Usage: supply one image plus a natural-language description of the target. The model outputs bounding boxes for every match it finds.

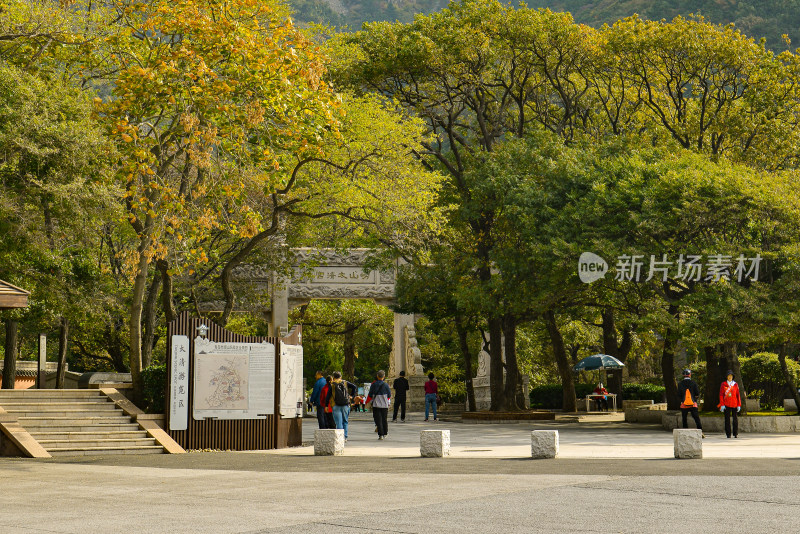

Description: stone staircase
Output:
[0,390,165,456]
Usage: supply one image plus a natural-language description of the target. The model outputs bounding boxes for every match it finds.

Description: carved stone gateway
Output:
[286,248,396,308]
[259,249,426,410]
[202,249,523,413]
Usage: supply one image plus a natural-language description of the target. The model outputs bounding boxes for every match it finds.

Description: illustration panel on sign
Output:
[195,355,249,411]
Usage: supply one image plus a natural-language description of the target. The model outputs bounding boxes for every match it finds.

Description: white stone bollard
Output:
[420,430,450,457]
[673,429,703,459]
[314,429,345,456]
[530,430,559,459]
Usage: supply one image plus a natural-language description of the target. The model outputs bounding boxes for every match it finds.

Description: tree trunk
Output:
[601,308,620,394]
[703,346,720,411]
[455,316,476,412]
[106,318,129,373]
[43,201,55,250]
[778,344,800,415]
[2,320,18,389]
[725,341,747,415]
[662,305,679,410]
[488,316,505,411]
[129,241,151,405]
[601,309,633,397]
[157,259,177,324]
[343,323,356,381]
[56,317,69,389]
[545,310,576,412]
[502,315,523,411]
[142,269,162,369]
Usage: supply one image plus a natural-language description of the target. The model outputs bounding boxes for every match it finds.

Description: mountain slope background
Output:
[289,0,800,51]
[527,0,800,51]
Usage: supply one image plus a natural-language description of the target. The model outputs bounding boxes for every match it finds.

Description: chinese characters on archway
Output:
[292,267,374,284]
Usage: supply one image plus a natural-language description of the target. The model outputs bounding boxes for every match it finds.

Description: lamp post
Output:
[196,324,209,339]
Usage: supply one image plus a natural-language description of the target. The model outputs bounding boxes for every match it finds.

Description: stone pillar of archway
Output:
[270,274,289,338]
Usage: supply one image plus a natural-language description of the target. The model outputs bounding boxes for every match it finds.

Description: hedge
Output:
[141,364,167,414]
[530,383,595,409]
[620,383,666,403]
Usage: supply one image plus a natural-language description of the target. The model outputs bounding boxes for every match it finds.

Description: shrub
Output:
[621,383,666,403]
[141,364,167,414]
[740,353,800,410]
[530,383,596,409]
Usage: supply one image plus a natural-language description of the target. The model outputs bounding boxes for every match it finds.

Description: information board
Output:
[280,344,304,418]
[193,337,275,420]
[169,335,190,430]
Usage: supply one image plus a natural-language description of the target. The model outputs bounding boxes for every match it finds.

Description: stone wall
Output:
[622,400,654,411]
[624,403,668,424]
[662,413,800,433]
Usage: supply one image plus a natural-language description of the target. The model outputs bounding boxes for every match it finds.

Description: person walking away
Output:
[352,393,363,412]
[331,371,354,441]
[677,369,704,438]
[392,371,410,422]
[321,376,335,429]
[424,372,438,421]
[719,370,742,438]
[310,370,327,429]
[367,370,391,440]
[593,383,609,412]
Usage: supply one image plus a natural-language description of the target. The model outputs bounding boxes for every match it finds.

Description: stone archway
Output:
[252,249,426,409]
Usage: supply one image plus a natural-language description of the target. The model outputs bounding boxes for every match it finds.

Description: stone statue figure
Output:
[476,347,490,377]
[404,325,423,376]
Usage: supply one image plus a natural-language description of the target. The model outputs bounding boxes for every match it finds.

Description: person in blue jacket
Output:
[309,370,327,429]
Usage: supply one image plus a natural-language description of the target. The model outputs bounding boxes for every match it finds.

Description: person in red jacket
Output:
[719,369,742,439]
[320,375,335,429]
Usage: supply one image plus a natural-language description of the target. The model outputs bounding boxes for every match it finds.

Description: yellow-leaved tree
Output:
[95,0,340,400]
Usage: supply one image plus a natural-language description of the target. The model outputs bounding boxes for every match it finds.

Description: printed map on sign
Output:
[200,356,248,410]
[193,337,275,420]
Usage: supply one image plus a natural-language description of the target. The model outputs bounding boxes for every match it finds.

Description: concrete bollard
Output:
[530,430,559,459]
[420,430,450,457]
[673,429,703,459]
[314,429,345,456]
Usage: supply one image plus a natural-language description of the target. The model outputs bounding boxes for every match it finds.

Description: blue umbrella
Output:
[573,354,625,372]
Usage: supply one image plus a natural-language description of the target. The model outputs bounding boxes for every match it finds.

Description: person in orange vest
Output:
[676,369,704,438]
[719,369,742,439]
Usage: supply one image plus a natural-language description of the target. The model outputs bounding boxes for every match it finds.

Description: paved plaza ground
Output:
[2,414,800,533]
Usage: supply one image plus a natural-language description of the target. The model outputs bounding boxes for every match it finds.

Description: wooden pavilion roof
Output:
[0,279,30,309]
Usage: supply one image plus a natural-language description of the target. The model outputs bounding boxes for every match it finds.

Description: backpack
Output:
[333,381,351,406]
[682,388,694,407]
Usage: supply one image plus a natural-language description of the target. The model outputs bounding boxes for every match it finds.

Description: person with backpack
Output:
[331,371,356,440]
[367,370,391,440]
[719,369,742,438]
[392,370,410,422]
[677,369,704,438]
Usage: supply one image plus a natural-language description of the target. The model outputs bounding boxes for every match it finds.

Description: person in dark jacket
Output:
[677,369,704,438]
[309,370,327,429]
[367,370,391,440]
[392,371,410,422]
